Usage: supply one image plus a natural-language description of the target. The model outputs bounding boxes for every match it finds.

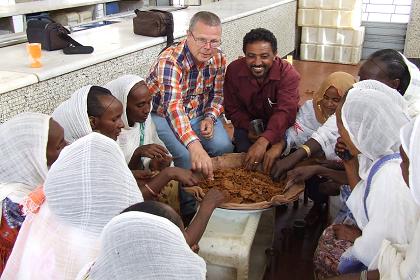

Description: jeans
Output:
[151,113,234,169]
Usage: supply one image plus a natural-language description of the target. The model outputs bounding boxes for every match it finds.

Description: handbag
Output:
[133,9,174,47]
[26,17,94,54]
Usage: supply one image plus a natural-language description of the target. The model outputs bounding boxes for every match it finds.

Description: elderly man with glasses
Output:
[146,11,233,220]
[147,10,233,179]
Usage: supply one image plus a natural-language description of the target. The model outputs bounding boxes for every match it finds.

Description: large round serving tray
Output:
[198,153,305,210]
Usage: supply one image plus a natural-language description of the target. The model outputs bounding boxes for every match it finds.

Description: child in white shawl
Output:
[52,85,124,143]
[77,211,206,280]
[0,112,66,273]
[104,75,171,170]
[1,133,143,280]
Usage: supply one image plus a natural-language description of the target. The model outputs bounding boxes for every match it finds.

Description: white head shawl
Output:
[1,133,143,280]
[400,53,420,117]
[104,75,142,163]
[104,75,143,128]
[52,85,92,143]
[0,112,50,200]
[88,211,206,280]
[342,86,410,180]
[353,79,408,114]
[44,132,143,234]
[400,117,420,206]
[104,75,168,166]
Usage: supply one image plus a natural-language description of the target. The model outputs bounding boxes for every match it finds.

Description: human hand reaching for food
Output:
[132,169,158,181]
[244,137,269,170]
[135,144,169,159]
[287,165,320,184]
[149,154,173,171]
[188,141,214,180]
[263,141,284,174]
[201,188,228,210]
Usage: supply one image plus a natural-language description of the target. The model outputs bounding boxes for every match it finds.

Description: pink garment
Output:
[1,203,99,280]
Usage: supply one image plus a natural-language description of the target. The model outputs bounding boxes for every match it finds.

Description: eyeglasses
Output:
[189,31,222,48]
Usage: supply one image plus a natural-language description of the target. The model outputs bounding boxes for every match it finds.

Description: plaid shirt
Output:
[146,39,226,147]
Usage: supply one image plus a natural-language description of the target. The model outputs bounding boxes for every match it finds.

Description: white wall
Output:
[362,0,412,23]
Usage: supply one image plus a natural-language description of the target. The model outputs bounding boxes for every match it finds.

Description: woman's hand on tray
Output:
[287,165,320,184]
[184,186,206,201]
[270,158,294,181]
[201,188,229,210]
[164,167,200,187]
[263,142,284,174]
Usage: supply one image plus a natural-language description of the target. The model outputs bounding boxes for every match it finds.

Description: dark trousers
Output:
[233,128,253,152]
[306,175,329,205]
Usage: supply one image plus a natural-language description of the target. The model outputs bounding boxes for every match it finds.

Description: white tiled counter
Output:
[0,0,297,122]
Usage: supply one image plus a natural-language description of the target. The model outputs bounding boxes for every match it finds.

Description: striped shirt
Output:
[146,39,226,147]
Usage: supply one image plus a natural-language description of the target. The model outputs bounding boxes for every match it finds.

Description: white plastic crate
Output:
[301,26,365,46]
[198,209,260,280]
[298,8,362,28]
[300,43,362,64]
[299,0,361,11]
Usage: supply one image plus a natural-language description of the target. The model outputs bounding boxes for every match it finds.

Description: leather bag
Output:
[26,17,94,54]
[133,9,174,47]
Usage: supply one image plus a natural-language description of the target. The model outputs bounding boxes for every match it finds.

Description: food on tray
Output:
[198,167,286,204]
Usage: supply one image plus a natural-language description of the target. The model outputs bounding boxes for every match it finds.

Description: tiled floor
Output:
[293,60,361,104]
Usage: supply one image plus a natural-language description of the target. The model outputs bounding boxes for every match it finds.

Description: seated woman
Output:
[53,83,199,201]
[281,71,355,158]
[270,72,354,179]
[104,75,171,171]
[0,112,66,273]
[2,133,144,280]
[328,114,420,280]
[76,211,206,280]
[52,85,125,143]
[267,72,354,223]
[313,86,420,279]
[358,48,420,117]
[271,48,420,180]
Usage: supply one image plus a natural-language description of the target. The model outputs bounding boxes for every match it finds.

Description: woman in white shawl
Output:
[1,133,143,280]
[52,85,124,143]
[104,75,171,171]
[271,49,420,180]
[358,48,420,117]
[0,112,66,273]
[327,115,420,280]
[270,73,355,179]
[313,85,420,278]
[77,211,206,280]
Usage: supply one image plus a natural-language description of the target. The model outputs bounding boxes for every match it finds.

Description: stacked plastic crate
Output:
[298,0,365,65]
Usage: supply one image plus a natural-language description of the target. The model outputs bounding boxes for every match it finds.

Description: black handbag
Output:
[26,17,94,54]
[133,9,174,47]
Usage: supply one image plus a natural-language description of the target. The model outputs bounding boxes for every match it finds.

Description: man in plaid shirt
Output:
[147,11,233,180]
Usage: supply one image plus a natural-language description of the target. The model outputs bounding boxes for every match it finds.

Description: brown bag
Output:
[133,9,174,47]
